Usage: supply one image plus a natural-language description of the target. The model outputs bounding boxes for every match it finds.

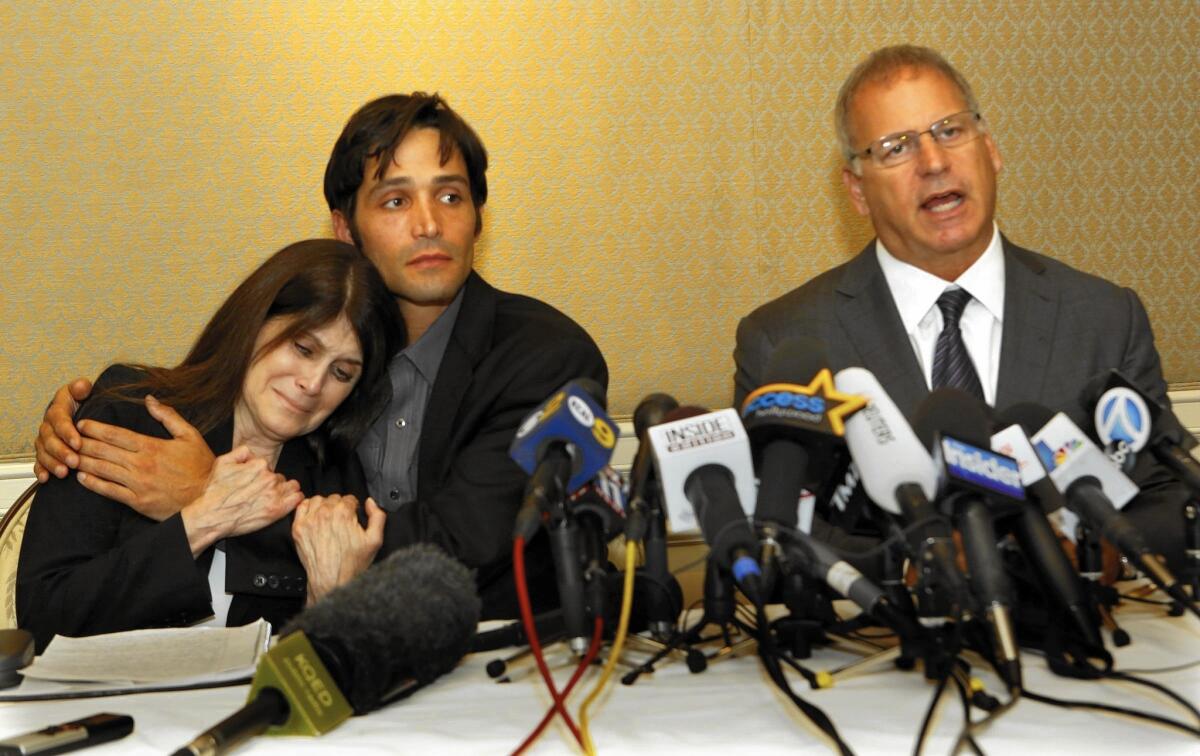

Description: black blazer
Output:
[734,237,1188,571]
[17,365,367,652]
[380,272,609,618]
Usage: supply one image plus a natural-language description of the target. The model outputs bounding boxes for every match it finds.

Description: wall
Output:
[3,1,1198,459]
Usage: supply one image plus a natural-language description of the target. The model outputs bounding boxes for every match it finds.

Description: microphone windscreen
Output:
[573,377,608,411]
[912,388,992,449]
[283,544,481,714]
[761,336,830,384]
[633,393,679,438]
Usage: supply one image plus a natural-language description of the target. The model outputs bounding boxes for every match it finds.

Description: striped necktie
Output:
[931,287,984,401]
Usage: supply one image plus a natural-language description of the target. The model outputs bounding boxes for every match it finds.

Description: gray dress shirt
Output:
[357,289,464,511]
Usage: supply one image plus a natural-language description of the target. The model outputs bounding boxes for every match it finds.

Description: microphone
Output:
[508,379,617,652]
[509,378,618,539]
[992,408,1104,650]
[647,406,763,602]
[172,544,480,756]
[568,466,626,631]
[625,392,682,640]
[1025,406,1193,611]
[1087,370,1200,493]
[626,393,679,541]
[912,389,1024,690]
[740,337,865,532]
[776,528,917,639]
[833,367,967,619]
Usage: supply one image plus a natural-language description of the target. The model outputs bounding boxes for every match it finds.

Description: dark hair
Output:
[835,45,981,172]
[323,92,489,238]
[109,239,403,464]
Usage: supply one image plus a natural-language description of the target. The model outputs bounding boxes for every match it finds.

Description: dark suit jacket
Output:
[734,237,1188,570]
[379,271,609,618]
[17,365,367,653]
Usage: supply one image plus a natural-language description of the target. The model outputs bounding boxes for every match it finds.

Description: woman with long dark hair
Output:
[17,239,403,651]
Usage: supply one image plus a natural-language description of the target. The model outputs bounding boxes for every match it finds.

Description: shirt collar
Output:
[397,285,465,384]
[875,223,1005,332]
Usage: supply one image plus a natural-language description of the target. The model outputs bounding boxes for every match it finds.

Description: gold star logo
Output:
[742,368,867,436]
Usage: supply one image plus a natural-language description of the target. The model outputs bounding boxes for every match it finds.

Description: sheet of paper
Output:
[20,620,270,684]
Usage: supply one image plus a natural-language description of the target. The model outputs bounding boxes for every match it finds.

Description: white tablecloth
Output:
[1,603,1197,755]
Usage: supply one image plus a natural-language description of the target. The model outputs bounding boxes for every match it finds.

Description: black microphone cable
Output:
[910,611,971,756]
[1020,685,1200,739]
[735,590,856,756]
[981,642,1200,739]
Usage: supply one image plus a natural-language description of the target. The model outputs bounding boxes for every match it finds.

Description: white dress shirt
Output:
[875,225,1005,405]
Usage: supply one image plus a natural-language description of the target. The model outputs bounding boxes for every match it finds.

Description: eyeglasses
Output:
[854,111,986,169]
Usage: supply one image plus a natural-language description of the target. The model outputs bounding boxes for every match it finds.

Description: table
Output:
[1,603,1197,755]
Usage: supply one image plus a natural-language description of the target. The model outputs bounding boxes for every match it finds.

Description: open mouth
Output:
[922,191,964,214]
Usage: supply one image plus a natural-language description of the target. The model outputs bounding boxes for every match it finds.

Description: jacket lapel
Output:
[995,238,1057,410]
[417,271,496,498]
[834,244,929,418]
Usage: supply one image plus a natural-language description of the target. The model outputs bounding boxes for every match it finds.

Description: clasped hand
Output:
[181,447,303,556]
[293,495,386,605]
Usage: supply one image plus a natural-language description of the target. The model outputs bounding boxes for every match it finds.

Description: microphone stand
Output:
[1075,521,1130,646]
[1170,498,1200,616]
[621,560,755,685]
[494,496,599,683]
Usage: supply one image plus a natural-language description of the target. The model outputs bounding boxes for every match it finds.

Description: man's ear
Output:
[332,210,354,245]
[842,166,870,217]
[984,133,1003,176]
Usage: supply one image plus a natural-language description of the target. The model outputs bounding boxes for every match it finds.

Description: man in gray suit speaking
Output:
[734,45,1188,571]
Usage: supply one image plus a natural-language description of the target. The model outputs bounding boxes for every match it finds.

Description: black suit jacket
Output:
[734,237,1188,570]
[17,365,367,652]
[380,271,609,618]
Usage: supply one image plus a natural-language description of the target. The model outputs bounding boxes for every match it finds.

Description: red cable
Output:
[513,616,604,755]
[511,536,584,747]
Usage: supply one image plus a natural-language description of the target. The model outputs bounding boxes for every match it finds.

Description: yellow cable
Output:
[578,540,637,755]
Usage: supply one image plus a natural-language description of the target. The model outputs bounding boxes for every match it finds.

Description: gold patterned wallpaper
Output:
[2,1,1197,459]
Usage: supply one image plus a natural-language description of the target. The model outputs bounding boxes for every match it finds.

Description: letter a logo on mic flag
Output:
[1095,387,1151,451]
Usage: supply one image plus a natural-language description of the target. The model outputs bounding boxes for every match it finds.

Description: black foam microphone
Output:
[741,337,861,532]
[913,389,1024,690]
[626,393,679,541]
[625,393,682,639]
[172,544,480,756]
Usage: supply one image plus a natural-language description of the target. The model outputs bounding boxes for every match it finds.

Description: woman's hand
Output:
[292,495,386,605]
[181,446,302,556]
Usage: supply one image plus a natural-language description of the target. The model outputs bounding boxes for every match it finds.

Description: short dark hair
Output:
[110,239,403,464]
[323,93,489,237]
[835,45,981,172]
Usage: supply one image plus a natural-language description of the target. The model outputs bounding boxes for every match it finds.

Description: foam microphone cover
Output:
[634,393,680,438]
[912,388,993,451]
[282,543,481,714]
